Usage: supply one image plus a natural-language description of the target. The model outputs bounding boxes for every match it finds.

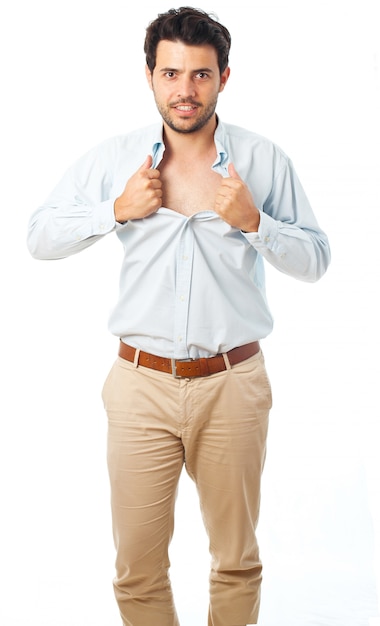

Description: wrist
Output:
[241,209,260,233]
[114,197,127,224]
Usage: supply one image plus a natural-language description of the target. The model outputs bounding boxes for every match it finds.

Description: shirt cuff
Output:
[241,211,273,242]
[91,198,117,234]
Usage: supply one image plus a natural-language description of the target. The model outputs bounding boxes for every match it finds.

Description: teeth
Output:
[177,106,194,111]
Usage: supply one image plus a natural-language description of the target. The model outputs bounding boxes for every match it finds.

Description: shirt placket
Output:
[173,220,194,358]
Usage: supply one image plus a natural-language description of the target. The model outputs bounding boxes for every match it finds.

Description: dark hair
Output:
[144,6,231,74]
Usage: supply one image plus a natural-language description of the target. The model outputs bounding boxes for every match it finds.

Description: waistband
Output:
[118,341,260,378]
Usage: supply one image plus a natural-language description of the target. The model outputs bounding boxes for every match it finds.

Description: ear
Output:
[145,64,153,90]
[219,66,230,93]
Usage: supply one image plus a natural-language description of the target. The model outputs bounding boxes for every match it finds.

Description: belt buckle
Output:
[171,357,194,378]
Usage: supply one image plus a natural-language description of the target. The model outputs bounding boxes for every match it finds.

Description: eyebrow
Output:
[159,67,215,74]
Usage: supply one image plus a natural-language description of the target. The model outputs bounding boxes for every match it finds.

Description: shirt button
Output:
[264,236,270,243]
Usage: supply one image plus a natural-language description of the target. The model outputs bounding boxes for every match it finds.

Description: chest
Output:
[158,160,223,216]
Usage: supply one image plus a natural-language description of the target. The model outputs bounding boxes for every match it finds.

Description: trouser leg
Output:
[184,352,271,626]
[102,357,183,626]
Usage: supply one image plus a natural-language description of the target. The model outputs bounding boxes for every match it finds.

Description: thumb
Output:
[140,154,153,170]
[228,162,242,180]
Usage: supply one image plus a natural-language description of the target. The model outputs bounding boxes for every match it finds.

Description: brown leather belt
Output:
[118,341,260,378]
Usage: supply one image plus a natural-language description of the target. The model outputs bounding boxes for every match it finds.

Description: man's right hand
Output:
[114,155,162,223]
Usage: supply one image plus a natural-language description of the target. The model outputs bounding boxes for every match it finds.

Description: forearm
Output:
[244,211,331,282]
[27,199,117,260]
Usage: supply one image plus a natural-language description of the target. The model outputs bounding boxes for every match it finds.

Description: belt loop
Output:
[222,352,232,370]
[133,348,140,368]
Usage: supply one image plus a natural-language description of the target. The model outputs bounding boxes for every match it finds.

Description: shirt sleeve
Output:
[243,157,331,282]
[27,142,119,260]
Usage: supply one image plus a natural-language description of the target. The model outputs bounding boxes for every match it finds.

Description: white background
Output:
[1,0,379,624]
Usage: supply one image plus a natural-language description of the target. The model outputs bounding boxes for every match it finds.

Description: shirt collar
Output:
[213,118,229,173]
[151,124,165,168]
[150,118,229,173]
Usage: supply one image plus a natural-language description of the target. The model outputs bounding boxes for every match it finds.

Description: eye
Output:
[196,72,209,79]
[164,71,176,79]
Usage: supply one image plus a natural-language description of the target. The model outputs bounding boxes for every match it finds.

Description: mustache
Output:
[170,98,202,107]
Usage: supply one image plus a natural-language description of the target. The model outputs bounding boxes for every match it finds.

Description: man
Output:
[27,7,330,626]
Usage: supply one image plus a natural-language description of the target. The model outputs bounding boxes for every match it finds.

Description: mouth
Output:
[175,105,197,111]
[171,102,200,116]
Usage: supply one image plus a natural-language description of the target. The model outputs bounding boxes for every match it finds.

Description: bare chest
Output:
[159,162,222,216]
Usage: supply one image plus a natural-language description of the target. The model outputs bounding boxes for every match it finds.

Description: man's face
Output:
[146,40,230,134]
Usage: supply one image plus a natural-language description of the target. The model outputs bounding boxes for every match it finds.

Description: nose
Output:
[177,75,196,99]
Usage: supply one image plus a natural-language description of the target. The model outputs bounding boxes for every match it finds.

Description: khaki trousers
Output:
[102,349,271,626]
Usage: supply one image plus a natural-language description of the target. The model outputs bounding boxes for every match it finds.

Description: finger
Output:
[149,178,162,189]
[139,154,153,171]
[228,162,242,180]
[141,154,162,180]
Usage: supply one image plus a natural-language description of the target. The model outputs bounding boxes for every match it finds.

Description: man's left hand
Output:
[214,163,260,232]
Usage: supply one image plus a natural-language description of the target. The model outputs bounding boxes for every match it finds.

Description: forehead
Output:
[155,40,219,70]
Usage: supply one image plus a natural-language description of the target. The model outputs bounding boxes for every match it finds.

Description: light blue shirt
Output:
[27,120,330,358]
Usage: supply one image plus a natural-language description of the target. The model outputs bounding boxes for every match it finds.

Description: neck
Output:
[162,115,218,158]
